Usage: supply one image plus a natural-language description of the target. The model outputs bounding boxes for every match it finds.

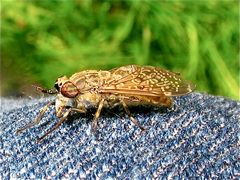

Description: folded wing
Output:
[100,65,195,97]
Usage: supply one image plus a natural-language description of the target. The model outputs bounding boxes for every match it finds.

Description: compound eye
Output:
[61,81,78,98]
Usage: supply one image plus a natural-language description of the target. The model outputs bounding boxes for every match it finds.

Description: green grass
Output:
[1,0,239,99]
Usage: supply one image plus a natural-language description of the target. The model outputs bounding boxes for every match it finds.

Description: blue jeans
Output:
[1,93,239,179]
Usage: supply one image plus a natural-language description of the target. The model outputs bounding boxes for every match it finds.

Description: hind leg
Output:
[120,99,146,131]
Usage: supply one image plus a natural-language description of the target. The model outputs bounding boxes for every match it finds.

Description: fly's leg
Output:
[37,106,88,143]
[37,108,72,143]
[120,99,146,131]
[16,101,55,135]
[71,107,87,113]
[92,98,105,132]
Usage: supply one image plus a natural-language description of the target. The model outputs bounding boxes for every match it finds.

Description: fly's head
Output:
[55,76,79,98]
[53,76,79,117]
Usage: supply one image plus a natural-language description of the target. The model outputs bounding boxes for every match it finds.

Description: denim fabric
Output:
[0,93,239,179]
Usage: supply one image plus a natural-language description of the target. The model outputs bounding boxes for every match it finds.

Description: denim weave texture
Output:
[0,93,239,179]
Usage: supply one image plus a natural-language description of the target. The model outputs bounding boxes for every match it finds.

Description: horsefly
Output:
[16,65,195,143]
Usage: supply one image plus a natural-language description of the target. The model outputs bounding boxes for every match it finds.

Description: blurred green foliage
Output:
[1,0,239,99]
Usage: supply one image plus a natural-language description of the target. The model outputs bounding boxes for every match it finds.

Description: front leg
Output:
[37,106,87,143]
[37,108,72,143]
[16,101,55,135]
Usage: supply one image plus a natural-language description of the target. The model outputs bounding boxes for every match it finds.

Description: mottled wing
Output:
[101,65,195,97]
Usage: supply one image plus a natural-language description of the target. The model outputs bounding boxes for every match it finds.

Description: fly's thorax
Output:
[55,94,74,117]
[70,70,111,93]
[75,92,102,109]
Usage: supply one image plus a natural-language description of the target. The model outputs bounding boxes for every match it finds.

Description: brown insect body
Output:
[16,65,195,142]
